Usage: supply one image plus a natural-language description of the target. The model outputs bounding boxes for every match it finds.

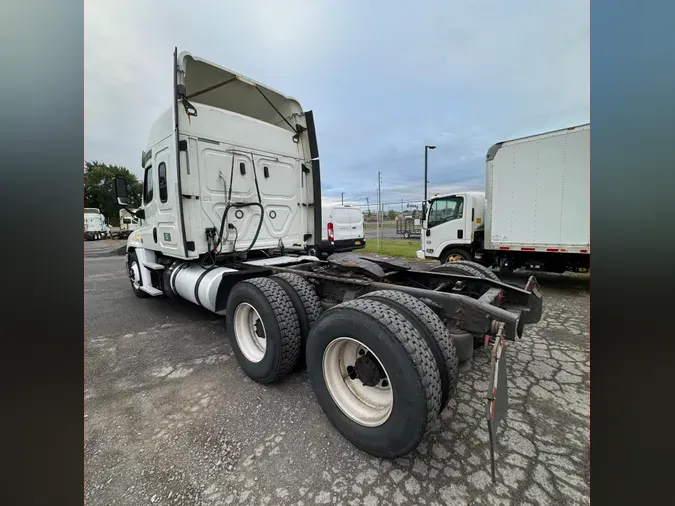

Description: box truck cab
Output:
[307,205,365,257]
[417,192,485,264]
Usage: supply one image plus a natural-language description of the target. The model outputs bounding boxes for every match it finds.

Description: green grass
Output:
[362,238,420,258]
[364,222,395,230]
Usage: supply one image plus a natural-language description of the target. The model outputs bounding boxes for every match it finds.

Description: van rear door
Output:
[347,208,364,240]
[331,207,361,241]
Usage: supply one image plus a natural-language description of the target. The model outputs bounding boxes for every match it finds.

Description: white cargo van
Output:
[307,205,365,257]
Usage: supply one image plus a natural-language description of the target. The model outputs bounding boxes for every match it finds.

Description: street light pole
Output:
[424,145,436,203]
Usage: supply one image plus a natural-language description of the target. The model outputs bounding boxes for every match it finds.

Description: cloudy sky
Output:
[85,0,589,210]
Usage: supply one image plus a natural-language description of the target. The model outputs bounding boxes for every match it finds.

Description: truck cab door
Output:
[138,145,187,258]
[423,195,470,254]
[137,162,159,247]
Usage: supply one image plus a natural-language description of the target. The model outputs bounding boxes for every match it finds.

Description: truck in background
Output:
[84,208,110,241]
[417,124,590,274]
[114,208,142,240]
[307,204,365,257]
[109,48,543,476]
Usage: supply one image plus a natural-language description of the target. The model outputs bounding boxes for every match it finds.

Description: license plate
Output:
[354,241,361,245]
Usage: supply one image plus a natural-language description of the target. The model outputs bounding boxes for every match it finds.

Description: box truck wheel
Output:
[307,246,320,258]
[442,260,500,282]
[226,278,302,384]
[270,273,322,362]
[431,262,491,298]
[361,290,459,410]
[306,298,442,458]
[440,248,471,264]
[127,252,149,298]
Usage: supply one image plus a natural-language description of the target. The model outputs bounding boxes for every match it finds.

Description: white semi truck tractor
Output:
[112,48,543,479]
[417,124,590,274]
[84,208,110,241]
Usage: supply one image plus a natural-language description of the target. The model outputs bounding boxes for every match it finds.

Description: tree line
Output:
[84,161,142,227]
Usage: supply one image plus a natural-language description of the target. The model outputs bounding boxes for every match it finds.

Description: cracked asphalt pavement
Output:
[85,241,589,505]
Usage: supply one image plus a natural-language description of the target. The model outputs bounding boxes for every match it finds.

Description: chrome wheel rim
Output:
[234,303,267,363]
[322,337,393,427]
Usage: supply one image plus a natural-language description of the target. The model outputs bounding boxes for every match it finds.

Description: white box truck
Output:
[109,48,543,477]
[306,204,365,257]
[417,124,590,274]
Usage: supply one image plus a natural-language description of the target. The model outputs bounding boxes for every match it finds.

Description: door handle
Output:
[153,228,158,243]
[457,229,463,239]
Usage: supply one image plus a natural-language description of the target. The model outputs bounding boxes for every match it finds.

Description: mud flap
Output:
[486,324,508,483]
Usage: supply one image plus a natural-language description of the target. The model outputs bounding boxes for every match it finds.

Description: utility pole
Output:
[377,171,382,250]
[341,192,344,205]
[401,198,404,213]
[366,196,370,213]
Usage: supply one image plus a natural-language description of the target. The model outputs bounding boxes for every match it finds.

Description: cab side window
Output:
[158,162,168,203]
[143,165,154,204]
[428,197,463,228]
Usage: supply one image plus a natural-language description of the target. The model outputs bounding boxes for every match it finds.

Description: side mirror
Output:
[113,177,129,206]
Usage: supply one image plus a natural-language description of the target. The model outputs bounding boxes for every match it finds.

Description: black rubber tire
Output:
[431,262,491,298]
[436,260,500,281]
[270,273,322,355]
[127,252,149,298]
[306,298,442,458]
[307,246,320,258]
[440,248,472,264]
[403,231,411,239]
[226,278,302,384]
[431,261,485,278]
[361,290,459,410]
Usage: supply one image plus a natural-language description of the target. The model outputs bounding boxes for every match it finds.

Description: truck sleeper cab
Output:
[111,48,544,481]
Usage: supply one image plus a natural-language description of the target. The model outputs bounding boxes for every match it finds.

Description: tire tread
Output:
[239,277,302,381]
[271,273,322,329]
[361,290,459,408]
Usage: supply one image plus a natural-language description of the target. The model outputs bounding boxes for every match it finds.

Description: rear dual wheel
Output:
[306,297,446,458]
[226,274,322,383]
[226,277,460,458]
